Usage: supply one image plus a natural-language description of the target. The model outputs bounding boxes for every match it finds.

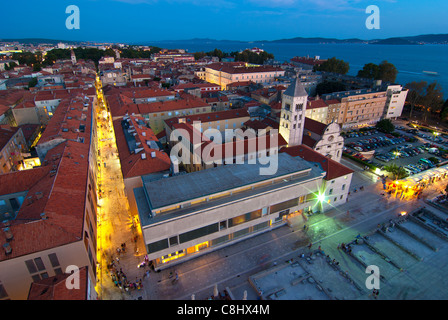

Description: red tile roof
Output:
[304,117,327,136]
[113,116,171,179]
[137,96,209,114]
[27,266,88,300]
[206,62,283,75]
[0,95,93,261]
[281,144,353,180]
[307,99,328,110]
[164,109,250,128]
[0,126,19,150]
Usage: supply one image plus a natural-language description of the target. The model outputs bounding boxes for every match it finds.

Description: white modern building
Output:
[133,153,326,270]
[384,85,408,119]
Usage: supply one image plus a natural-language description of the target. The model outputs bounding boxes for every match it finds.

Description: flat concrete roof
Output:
[143,153,313,210]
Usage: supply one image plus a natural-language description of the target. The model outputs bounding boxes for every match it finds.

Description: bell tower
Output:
[71,49,77,65]
[279,78,308,147]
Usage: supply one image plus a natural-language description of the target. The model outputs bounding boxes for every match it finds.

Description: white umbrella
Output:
[213,284,218,297]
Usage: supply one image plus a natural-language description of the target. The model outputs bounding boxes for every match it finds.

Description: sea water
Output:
[152,41,448,98]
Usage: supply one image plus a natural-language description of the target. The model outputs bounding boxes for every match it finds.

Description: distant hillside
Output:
[370,37,419,45]
[268,37,366,44]
[403,34,448,44]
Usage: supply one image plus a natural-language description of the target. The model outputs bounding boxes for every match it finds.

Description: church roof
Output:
[284,78,308,98]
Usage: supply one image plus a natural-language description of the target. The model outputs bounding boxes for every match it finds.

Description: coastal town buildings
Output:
[0,92,99,300]
[205,62,285,90]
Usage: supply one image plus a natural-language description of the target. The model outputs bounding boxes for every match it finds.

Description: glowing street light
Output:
[317,193,326,203]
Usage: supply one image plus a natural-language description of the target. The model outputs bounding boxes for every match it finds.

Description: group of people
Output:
[208,290,232,300]
[108,260,144,293]
[106,242,150,294]
[338,242,353,254]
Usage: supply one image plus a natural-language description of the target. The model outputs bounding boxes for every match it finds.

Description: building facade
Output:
[133,153,325,270]
[279,78,308,147]
[205,63,285,90]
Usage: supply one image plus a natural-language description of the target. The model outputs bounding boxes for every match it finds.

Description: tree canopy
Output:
[315,81,346,96]
[357,60,398,82]
[405,81,427,119]
[42,48,116,67]
[194,48,274,65]
[375,118,395,133]
[313,57,349,75]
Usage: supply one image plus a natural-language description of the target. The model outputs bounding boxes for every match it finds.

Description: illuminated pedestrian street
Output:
[94,77,148,300]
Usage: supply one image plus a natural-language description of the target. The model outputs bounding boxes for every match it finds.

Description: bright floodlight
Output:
[317,193,326,203]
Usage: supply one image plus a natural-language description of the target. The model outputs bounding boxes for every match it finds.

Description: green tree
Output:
[441,99,448,121]
[315,81,346,96]
[405,81,427,119]
[4,62,17,70]
[422,82,444,122]
[357,63,379,79]
[314,57,349,75]
[377,60,398,82]
[384,164,408,180]
[32,63,42,72]
[357,61,398,82]
[28,78,38,88]
[375,118,395,133]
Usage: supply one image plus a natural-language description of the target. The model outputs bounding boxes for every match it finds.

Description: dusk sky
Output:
[1,0,447,43]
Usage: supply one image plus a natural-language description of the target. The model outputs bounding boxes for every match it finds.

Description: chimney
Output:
[3,243,12,255]
[3,228,13,241]
[40,213,47,220]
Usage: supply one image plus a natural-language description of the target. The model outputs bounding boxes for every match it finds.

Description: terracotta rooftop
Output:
[164,109,250,128]
[307,99,328,110]
[304,117,328,136]
[281,144,353,181]
[27,266,88,300]
[0,94,93,261]
[0,126,19,150]
[206,62,283,75]
[113,116,171,179]
[136,95,209,114]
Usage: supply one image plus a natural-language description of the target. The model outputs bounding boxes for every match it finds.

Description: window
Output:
[25,260,38,274]
[329,189,333,195]
[48,253,60,268]
[219,221,227,230]
[147,239,169,253]
[342,184,346,191]
[262,207,268,216]
[169,236,178,247]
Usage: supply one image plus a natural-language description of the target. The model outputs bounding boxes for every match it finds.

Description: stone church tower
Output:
[279,77,308,147]
[71,49,77,65]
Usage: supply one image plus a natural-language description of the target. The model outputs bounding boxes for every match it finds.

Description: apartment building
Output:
[0,126,27,173]
[322,85,407,129]
[113,114,172,218]
[305,98,328,124]
[133,152,326,270]
[205,62,285,90]
[384,85,409,119]
[0,94,99,300]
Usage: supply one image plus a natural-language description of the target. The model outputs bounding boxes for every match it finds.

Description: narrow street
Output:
[94,77,148,300]
[90,83,448,300]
